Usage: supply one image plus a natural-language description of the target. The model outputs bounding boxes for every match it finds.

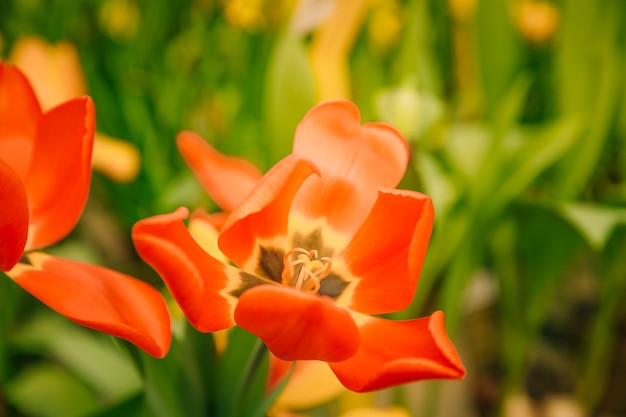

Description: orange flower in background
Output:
[133,100,465,392]
[0,64,171,358]
[512,0,559,44]
[8,35,141,182]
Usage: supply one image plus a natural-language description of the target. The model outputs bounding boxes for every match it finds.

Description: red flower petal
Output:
[328,311,466,392]
[177,131,263,212]
[0,160,29,271]
[338,189,434,314]
[132,207,240,332]
[219,154,319,268]
[24,97,95,250]
[187,209,229,263]
[7,252,172,358]
[291,100,409,234]
[0,64,42,179]
[234,285,360,362]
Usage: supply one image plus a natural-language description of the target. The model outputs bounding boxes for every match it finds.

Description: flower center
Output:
[281,248,332,293]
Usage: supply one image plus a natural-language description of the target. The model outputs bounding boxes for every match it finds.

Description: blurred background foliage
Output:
[1,0,626,416]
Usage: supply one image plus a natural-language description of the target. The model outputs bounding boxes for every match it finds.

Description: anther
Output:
[281,248,332,292]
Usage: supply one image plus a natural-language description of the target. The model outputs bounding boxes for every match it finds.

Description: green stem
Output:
[231,340,268,417]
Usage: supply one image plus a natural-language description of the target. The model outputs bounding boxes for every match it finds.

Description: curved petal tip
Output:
[8,253,172,358]
[235,285,360,362]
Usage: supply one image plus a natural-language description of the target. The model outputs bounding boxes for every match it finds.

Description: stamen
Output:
[282,247,332,293]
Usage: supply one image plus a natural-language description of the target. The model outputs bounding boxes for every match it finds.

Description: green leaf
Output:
[264,28,315,164]
[141,338,189,417]
[374,83,443,142]
[5,363,99,417]
[475,0,524,118]
[177,323,217,415]
[11,313,142,401]
[489,118,581,215]
[245,362,293,417]
[85,392,146,417]
[217,327,273,417]
[557,202,626,251]
[578,226,626,408]
[443,123,491,182]
[553,0,624,198]
[513,203,586,328]
[416,152,459,220]
[0,275,28,383]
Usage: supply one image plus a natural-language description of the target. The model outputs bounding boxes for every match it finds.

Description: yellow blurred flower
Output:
[275,361,347,410]
[9,36,87,110]
[339,406,412,417]
[512,0,559,44]
[8,36,141,182]
[367,0,403,51]
[448,0,477,22]
[92,133,141,183]
[98,0,141,41]
[224,0,266,30]
[222,0,295,32]
[309,0,370,100]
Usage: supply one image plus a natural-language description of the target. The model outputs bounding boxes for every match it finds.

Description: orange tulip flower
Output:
[133,100,465,391]
[0,64,171,358]
[177,131,349,405]
[8,36,141,183]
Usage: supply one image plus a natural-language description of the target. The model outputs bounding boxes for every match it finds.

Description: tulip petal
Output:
[190,208,229,231]
[0,160,29,271]
[133,207,270,332]
[177,131,263,212]
[292,100,409,234]
[328,311,466,392]
[219,154,319,270]
[337,189,434,314]
[7,252,172,358]
[234,285,360,362]
[188,209,229,263]
[0,64,42,179]
[24,97,95,250]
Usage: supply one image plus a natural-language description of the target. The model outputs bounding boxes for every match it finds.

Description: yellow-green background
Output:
[1,0,625,416]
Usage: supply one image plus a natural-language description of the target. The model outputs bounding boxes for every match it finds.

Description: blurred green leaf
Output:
[86,392,145,417]
[443,123,491,182]
[375,82,444,141]
[264,28,315,163]
[5,363,99,417]
[553,0,624,198]
[11,313,142,401]
[140,331,213,417]
[417,152,458,220]
[217,327,270,417]
[475,0,523,118]
[558,202,626,250]
[513,203,586,328]
[578,226,626,409]
[492,219,527,393]
[495,118,580,205]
